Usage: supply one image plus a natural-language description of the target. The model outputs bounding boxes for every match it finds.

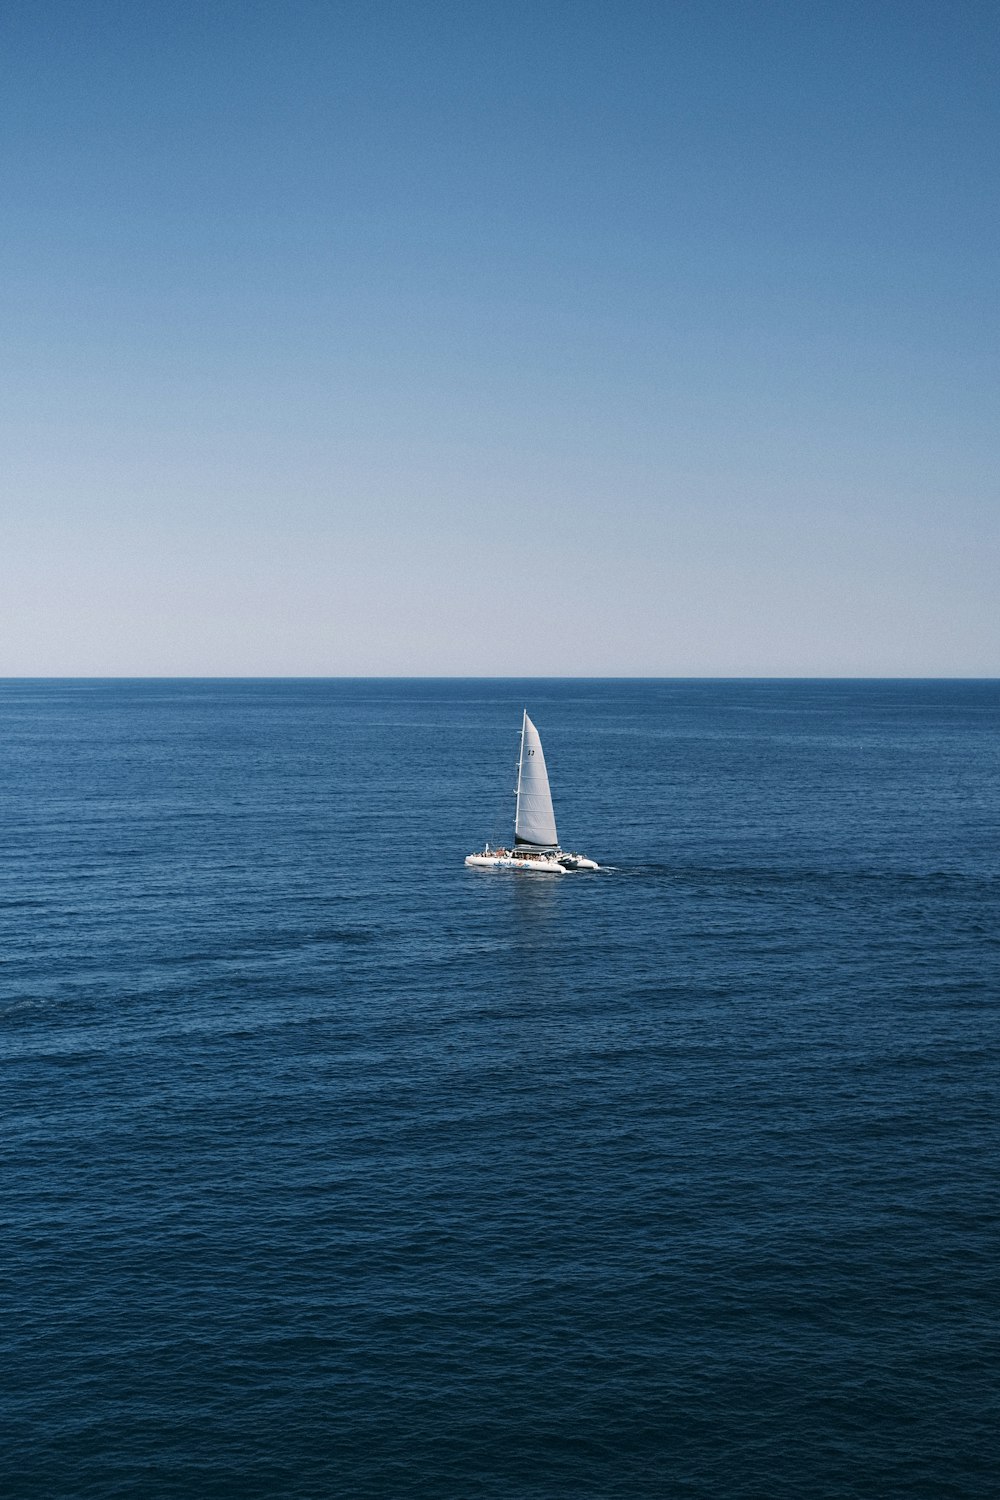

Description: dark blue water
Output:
[4,679,999,1498]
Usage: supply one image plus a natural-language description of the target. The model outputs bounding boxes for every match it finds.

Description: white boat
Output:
[465,712,599,874]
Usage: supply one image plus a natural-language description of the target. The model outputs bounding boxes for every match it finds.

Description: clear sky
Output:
[2,0,997,675]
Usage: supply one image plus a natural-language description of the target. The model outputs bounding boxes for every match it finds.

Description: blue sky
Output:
[3,0,997,674]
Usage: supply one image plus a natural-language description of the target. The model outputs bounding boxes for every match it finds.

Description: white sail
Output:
[515,712,558,848]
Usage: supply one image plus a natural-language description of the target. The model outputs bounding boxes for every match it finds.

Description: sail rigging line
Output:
[480,725,523,850]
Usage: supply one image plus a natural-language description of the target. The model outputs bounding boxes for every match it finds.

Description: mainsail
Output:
[514,712,559,847]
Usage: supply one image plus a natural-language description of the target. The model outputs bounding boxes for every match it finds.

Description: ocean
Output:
[4,678,998,1498]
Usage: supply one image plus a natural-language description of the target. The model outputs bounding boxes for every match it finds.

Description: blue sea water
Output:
[3,678,999,1499]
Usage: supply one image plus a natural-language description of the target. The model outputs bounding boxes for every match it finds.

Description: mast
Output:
[514,709,527,840]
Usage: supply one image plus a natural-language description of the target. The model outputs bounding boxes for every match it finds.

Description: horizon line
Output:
[1,675,997,684]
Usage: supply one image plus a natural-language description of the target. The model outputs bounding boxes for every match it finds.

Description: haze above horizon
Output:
[3,1,997,676]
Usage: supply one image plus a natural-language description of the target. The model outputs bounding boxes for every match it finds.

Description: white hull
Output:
[465,853,566,874]
[557,853,600,871]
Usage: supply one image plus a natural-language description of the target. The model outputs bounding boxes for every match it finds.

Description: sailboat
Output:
[465,712,599,874]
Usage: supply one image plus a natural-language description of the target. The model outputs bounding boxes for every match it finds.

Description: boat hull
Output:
[558,854,600,870]
[465,854,566,874]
